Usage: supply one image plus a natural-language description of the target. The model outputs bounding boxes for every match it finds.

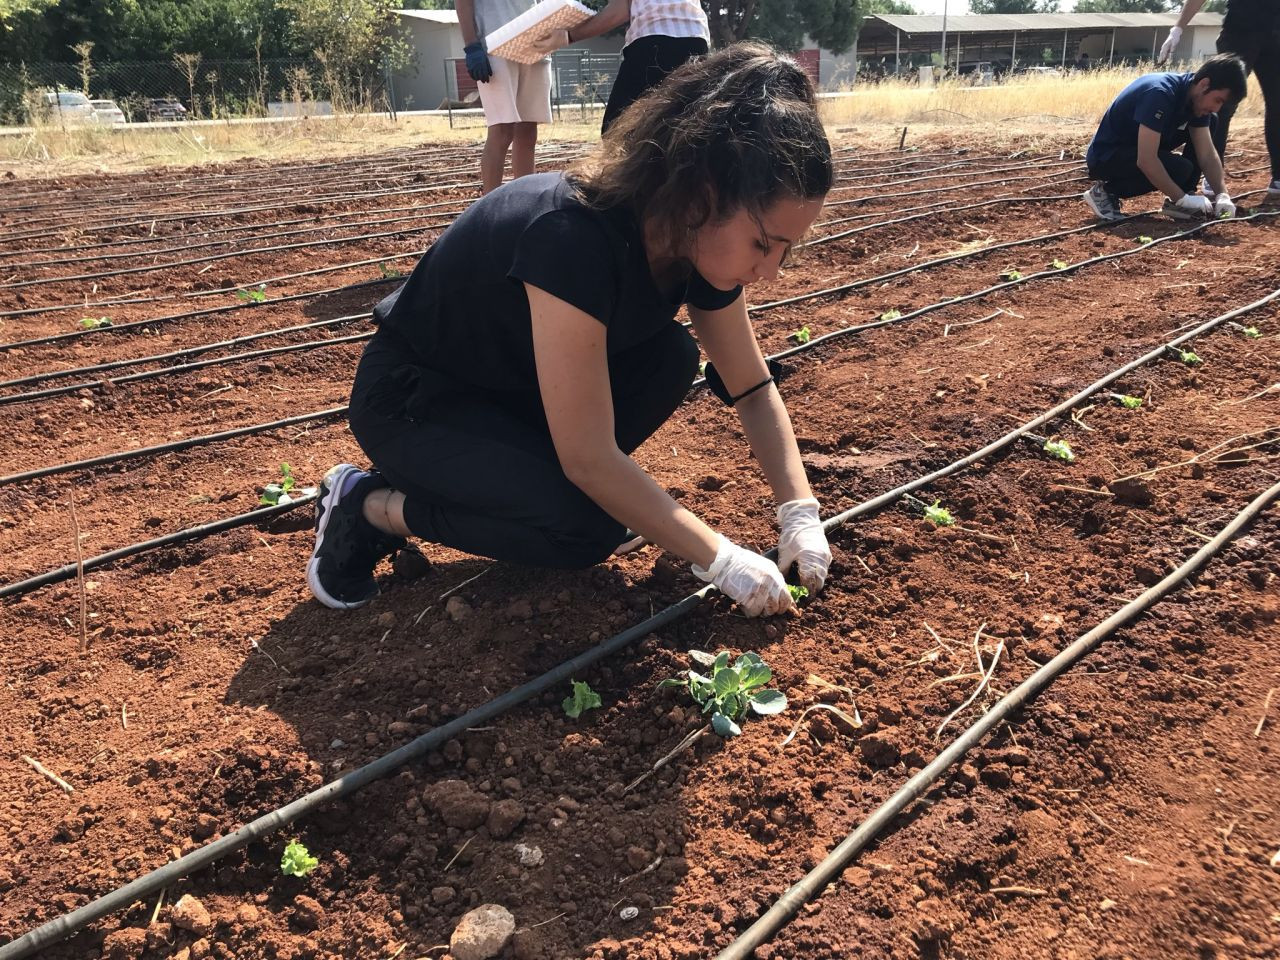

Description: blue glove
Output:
[464,42,492,83]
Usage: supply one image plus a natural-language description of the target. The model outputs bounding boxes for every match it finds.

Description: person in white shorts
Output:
[457,0,553,193]
[533,0,709,132]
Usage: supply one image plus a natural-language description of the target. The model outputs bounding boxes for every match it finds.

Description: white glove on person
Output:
[691,536,794,617]
[776,497,832,595]
[531,28,570,56]
[1158,26,1182,64]
[1213,192,1236,218]
[1174,193,1213,217]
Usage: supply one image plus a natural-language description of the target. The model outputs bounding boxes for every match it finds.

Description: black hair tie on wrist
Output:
[702,359,786,407]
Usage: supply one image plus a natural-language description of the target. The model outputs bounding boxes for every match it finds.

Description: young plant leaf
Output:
[749,688,788,715]
[999,268,1023,281]
[562,679,602,719]
[1177,349,1202,365]
[789,325,812,345]
[1051,258,1068,270]
[281,840,319,877]
[880,309,902,322]
[1043,439,1075,462]
[713,669,739,697]
[78,316,112,329]
[1241,326,1261,338]
[1116,394,1144,409]
[923,499,955,527]
[787,584,808,602]
[1137,235,1154,245]
[711,713,742,737]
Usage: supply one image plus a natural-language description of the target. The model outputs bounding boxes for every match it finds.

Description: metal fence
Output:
[0,58,392,125]
[439,50,622,127]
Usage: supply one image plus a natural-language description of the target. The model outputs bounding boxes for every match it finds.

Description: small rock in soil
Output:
[432,885,456,904]
[291,894,324,930]
[1108,478,1154,506]
[101,927,148,960]
[392,546,432,580]
[514,842,544,866]
[450,904,516,960]
[980,762,1013,788]
[858,730,902,767]
[170,894,214,936]
[487,798,526,839]
[423,779,491,829]
[445,596,472,621]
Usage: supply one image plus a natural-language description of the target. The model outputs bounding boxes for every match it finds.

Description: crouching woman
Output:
[307,42,835,617]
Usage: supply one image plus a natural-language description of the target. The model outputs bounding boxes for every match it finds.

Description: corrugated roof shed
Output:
[867,11,1223,35]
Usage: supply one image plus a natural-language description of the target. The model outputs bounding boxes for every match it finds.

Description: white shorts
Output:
[477,56,552,126]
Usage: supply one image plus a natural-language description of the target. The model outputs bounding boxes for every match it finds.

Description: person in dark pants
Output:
[307,43,834,618]
[1161,0,1280,200]
[531,0,710,133]
[1082,54,1247,222]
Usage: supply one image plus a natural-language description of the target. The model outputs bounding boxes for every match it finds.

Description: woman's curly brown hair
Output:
[568,41,833,258]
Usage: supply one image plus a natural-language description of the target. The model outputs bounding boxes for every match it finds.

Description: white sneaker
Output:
[1083,182,1124,221]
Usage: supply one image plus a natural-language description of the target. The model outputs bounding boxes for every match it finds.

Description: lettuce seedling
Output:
[79,316,112,329]
[1043,439,1075,462]
[1116,394,1143,409]
[281,840,318,877]
[880,309,902,322]
[1000,268,1023,281]
[1051,259,1068,270]
[237,283,268,304]
[790,326,812,345]
[562,679,602,719]
[1241,326,1261,338]
[1176,349,1202,366]
[924,499,955,527]
[1137,235,1153,245]
[259,463,315,506]
[787,585,808,603]
[659,650,787,738]
[379,263,403,279]
[698,360,707,376]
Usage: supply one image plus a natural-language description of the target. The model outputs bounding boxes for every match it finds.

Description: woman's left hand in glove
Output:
[776,497,832,595]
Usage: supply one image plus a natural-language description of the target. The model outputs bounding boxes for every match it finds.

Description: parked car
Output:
[40,90,95,122]
[144,97,188,122]
[89,99,126,125]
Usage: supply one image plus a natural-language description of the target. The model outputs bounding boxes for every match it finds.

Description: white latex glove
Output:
[1174,193,1213,217]
[531,28,570,56]
[691,536,794,617]
[1158,26,1182,64]
[776,497,832,595]
[1213,192,1236,218]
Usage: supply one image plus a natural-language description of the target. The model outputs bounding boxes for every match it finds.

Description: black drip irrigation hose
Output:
[824,170,1086,209]
[0,331,373,407]
[0,497,317,601]
[0,406,348,488]
[714,476,1280,960]
[0,314,368,391]
[4,286,1276,959]
[8,206,1274,489]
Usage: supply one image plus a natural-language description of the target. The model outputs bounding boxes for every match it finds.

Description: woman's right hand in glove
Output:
[691,536,794,617]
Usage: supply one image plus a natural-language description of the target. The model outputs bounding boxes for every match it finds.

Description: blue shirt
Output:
[1086,72,1211,169]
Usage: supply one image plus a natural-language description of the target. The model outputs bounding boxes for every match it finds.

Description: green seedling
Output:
[378,263,403,279]
[281,840,319,877]
[1051,258,1068,270]
[1241,326,1261,339]
[1000,268,1023,281]
[880,309,902,322]
[1116,394,1144,409]
[659,650,787,738]
[923,499,955,527]
[79,316,112,329]
[259,462,316,506]
[790,325,812,345]
[237,283,268,303]
[562,679,602,719]
[698,360,707,376]
[1043,439,1075,462]
[1218,208,1234,220]
[787,584,809,603]
[1137,235,1154,245]
[1176,348,1202,366]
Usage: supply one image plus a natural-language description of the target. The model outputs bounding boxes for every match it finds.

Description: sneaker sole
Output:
[1082,190,1123,222]
[306,463,376,611]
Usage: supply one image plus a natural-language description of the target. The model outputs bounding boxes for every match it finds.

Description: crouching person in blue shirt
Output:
[1084,54,1248,222]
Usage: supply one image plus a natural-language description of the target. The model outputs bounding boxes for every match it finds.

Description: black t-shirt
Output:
[1223,0,1280,31]
[372,172,741,394]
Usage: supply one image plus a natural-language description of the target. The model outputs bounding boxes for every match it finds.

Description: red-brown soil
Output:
[2,126,1278,960]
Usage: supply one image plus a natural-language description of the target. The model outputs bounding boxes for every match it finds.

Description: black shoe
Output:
[307,463,406,610]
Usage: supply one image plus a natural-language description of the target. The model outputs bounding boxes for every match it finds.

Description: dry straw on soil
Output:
[0,64,1266,177]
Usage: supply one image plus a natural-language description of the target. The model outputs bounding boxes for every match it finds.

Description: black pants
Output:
[1088,146,1203,200]
[348,322,699,569]
[601,35,708,133]
[1215,27,1280,180]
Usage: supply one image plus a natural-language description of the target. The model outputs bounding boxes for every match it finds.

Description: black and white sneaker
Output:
[1268,180,1280,202]
[307,463,406,610]
[1083,181,1124,221]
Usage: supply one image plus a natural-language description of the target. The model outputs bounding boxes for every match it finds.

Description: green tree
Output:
[865,0,917,12]
[968,0,1057,11]
[1072,0,1177,11]
[709,0,889,53]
